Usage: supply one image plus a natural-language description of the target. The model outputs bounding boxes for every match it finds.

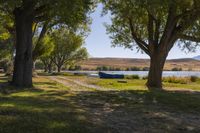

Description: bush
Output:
[35,61,44,70]
[142,67,149,71]
[162,76,189,84]
[68,65,82,71]
[142,76,148,80]
[190,76,199,82]
[96,66,122,71]
[171,67,182,71]
[126,67,141,71]
[96,66,109,71]
[125,75,140,79]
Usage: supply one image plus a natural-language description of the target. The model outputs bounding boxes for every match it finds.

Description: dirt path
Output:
[49,76,114,92]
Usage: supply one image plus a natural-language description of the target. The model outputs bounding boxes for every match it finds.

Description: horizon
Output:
[85,4,200,60]
[87,56,199,60]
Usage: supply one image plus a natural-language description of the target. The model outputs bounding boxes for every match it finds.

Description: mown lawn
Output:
[0,74,200,132]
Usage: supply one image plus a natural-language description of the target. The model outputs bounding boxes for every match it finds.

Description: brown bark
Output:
[57,65,62,73]
[48,60,53,73]
[12,8,34,87]
[147,51,167,90]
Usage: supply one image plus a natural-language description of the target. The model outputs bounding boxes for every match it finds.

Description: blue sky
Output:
[85,4,200,59]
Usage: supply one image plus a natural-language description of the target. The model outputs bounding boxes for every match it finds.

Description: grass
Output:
[0,74,200,132]
[0,76,91,133]
[67,75,200,91]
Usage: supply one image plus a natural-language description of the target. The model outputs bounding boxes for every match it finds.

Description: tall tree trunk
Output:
[57,65,61,73]
[146,52,167,90]
[12,9,33,87]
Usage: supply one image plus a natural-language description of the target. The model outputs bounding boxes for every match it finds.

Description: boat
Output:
[98,72,124,79]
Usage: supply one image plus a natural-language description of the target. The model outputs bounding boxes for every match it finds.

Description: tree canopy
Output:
[0,0,95,87]
[50,28,88,72]
[102,0,200,89]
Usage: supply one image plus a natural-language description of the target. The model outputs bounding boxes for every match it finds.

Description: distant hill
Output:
[79,58,200,71]
[193,55,200,60]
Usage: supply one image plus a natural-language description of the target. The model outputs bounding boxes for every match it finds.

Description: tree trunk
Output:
[48,61,53,73]
[33,61,36,71]
[44,66,48,72]
[48,65,52,73]
[12,9,33,87]
[57,65,61,73]
[146,52,167,90]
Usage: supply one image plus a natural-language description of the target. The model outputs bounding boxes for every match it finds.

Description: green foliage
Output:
[162,76,189,84]
[171,67,182,71]
[68,65,82,71]
[35,60,44,70]
[190,76,199,82]
[34,35,54,59]
[96,66,122,71]
[125,75,140,79]
[101,0,200,52]
[126,67,141,71]
[142,67,150,71]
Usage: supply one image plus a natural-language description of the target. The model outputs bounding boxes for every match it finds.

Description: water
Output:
[67,71,200,77]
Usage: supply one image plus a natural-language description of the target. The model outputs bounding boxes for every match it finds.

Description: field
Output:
[79,58,200,71]
[0,73,200,133]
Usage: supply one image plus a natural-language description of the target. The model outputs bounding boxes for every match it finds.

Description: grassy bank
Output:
[0,74,200,132]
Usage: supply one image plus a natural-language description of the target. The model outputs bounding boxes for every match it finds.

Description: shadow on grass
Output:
[0,82,200,132]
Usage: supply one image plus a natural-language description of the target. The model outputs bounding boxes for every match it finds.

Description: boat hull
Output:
[98,72,124,79]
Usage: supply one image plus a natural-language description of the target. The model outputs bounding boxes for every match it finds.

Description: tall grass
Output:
[162,76,200,84]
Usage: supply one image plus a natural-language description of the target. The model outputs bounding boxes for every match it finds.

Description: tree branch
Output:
[147,13,154,45]
[179,34,200,42]
[128,18,150,55]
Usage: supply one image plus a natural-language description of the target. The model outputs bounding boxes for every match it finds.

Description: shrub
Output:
[69,65,82,71]
[190,76,199,82]
[171,67,182,71]
[96,66,109,71]
[35,61,44,70]
[142,67,149,71]
[142,76,148,80]
[96,66,122,71]
[126,75,140,79]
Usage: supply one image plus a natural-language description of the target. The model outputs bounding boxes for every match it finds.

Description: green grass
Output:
[0,76,91,133]
[0,74,200,132]
[73,76,200,91]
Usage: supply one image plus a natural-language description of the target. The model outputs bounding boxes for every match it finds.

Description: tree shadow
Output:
[0,83,200,132]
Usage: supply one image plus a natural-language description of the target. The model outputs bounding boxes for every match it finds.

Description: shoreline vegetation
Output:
[77,58,200,71]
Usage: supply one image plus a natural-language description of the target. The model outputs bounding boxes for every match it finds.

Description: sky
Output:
[85,4,200,59]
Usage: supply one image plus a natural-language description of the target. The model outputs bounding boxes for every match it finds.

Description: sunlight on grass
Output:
[0,75,200,132]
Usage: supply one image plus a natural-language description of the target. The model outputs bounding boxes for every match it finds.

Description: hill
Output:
[193,55,200,60]
[79,58,200,71]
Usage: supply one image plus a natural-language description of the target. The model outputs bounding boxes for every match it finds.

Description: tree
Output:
[0,0,95,87]
[0,17,15,74]
[50,29,88,73]
[38,35,54,73]
[102,0,200,90]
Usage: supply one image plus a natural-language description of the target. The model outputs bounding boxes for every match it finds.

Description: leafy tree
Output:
[0,0,95,87]
[102,0,200,90]
[37,35,54,73]
[0,17,15,74]
[50,29,88,73]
